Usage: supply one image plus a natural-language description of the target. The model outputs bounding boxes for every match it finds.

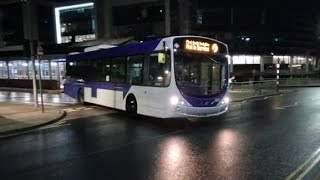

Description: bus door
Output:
[142,53,170,111]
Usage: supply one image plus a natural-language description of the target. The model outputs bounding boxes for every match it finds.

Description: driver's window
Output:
[146,52,171,87]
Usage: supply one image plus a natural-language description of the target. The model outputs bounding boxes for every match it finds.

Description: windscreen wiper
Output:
[203,54,223,64]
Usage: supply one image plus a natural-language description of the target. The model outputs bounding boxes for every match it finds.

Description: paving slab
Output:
[0,103,65,135]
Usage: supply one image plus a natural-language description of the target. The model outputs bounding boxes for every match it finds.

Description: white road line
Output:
[286,148,320,180]
[274,102,298,110]
[274,107,285,110]
[63,106,98,113]
[40,123,71,130]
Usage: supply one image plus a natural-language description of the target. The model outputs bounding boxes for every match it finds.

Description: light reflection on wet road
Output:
[0,91,77,105]
[0,88,320,179]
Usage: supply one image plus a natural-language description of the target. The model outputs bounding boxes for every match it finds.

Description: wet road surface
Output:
[0,91,77,106]
[1,88,320,179]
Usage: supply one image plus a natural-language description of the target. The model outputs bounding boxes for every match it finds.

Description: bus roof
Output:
[67,38,161,61]
[66,35,228,61]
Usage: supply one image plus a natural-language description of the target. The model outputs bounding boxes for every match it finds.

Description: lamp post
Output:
[276,58,280,92]
[23,0,38,107]
[37,43,44,113]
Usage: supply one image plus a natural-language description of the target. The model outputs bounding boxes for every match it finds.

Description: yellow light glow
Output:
[212,43,219,53]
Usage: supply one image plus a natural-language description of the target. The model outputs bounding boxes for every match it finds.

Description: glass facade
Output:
[0,59,66,82]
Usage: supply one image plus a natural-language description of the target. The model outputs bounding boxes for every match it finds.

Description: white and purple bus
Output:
[64,36,230,118]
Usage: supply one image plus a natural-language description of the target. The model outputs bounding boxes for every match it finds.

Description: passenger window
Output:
[111,57,126,83]
[126,55,144,85]
[104,58,112,82]
[146,52,171,87]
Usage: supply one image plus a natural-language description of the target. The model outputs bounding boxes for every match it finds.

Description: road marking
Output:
[63,106,98,113]
[241,100,247,104]
[40,123,71,130]
[286,148,320,180]
[274,102,298,110]
[274,107,286,110]
[264,97,269,99]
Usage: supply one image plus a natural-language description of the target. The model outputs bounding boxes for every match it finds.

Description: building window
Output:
[0,61,8,79]
[55,3,96,44]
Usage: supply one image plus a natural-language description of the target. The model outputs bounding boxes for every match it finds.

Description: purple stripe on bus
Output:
[180,88,228,107]
[64,81,84,99]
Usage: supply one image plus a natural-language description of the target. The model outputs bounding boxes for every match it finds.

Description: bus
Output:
[64,35,230,118]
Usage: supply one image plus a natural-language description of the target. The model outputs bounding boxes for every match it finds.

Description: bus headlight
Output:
[222,96,230,104]
[170,96,185,106]
[170,96,179,105]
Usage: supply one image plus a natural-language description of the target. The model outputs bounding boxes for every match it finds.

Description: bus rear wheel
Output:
[126,95,137,115]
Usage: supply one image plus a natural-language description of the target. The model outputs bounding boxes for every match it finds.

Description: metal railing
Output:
[230,80,277,95]
[264,78,320,86]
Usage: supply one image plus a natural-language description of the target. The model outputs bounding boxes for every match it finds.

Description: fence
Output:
[230,80,278,95]
[278,78,320,86]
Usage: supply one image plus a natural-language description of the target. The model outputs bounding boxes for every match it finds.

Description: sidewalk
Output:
[230,90,284,102]
[0,103,65,135]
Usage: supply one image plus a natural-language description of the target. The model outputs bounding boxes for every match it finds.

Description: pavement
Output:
[0,103,65,135]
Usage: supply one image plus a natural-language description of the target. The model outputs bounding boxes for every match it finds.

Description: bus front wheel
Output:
[126,95,137,115]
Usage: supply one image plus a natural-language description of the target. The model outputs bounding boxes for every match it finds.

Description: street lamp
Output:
[21,0,38,107]
[276,58,280,92]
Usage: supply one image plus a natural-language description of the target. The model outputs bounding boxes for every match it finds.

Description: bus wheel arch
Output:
[126,94,138,115]
[78,88,85,104]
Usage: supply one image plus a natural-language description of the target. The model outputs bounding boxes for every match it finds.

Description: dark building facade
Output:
[0,0,319,83]
[0,3,24,46]
[95,0,320,79]
[189,5,320,79]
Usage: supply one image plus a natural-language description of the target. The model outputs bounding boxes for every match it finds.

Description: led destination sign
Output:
[185,39,219,53]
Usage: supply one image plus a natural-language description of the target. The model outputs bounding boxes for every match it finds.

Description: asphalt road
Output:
[1,88,320,180]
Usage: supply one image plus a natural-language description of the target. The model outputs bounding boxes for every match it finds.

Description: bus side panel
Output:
[83,82,131,110]
[130,86,168,118]
[64,81,84,100]
[84,87,124,110]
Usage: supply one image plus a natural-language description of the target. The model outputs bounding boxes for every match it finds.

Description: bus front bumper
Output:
[173,104,228,118]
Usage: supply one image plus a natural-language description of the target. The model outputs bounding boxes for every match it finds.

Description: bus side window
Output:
[104,58,111,82]
[126,55,143,85]
[146,52,171,87]
[111,57,126,83]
